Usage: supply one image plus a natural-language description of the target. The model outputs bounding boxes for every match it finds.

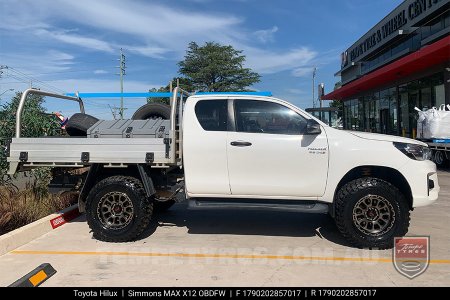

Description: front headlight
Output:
[393,142,431,161]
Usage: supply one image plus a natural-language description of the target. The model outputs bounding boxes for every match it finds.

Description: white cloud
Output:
[1,0,323,77]
[292,67,316,77]
[46,50,75,62]
[126,45,171,59]
[48,78,159,94]
[2,0,243,58]
[51,0,243,51]
[0,0,49,31]
[35,29,115,53]
[1,50,75,75]
[253,26,278,43]
[94,69,108,74]
[245,47,317,74]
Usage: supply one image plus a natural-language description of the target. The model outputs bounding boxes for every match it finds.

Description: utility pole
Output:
[312,67,317,108]
[116,48,126,119]
[108,104,120,120]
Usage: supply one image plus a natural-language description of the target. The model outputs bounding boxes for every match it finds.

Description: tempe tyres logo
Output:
[393,236,429,279]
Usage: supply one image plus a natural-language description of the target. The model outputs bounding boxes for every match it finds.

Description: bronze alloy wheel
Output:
[97,191,135,230]
[352,194,395,236]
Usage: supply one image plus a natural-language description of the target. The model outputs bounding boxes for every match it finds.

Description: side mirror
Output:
[305,119,321,135]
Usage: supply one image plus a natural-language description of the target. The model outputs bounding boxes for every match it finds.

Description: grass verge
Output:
[0,185,78,235]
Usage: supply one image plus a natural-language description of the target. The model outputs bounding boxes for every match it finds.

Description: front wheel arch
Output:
[332,166,413,214]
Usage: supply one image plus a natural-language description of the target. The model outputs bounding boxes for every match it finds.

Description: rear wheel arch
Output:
[85,175,154,242]
[78,164,156,212]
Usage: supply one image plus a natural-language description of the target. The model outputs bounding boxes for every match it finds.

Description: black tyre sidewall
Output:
[337,180,409,248]
[86,180,149,240]
[433,150,448,167]
[132,103,171,120]
[66,113,99,136]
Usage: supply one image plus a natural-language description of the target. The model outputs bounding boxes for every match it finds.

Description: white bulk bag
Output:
[416,105,450,139]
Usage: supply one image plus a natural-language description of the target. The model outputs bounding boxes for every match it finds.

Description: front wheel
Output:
[86,176,153,242]
[334,177,410,249]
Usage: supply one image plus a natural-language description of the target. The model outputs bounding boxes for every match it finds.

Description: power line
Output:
[83,100,110,108]
[0,81,30,84]
[1,65,66,94]
[4,73,35,88]
[9,66,66,93]
[108,104,121,120]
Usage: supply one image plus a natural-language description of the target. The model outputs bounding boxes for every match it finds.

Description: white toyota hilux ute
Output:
[7,88,440,249]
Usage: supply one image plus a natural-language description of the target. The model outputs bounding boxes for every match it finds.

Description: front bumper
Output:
[399,160,439,207]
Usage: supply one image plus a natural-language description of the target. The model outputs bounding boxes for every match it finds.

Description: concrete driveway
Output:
[0,171,449,287]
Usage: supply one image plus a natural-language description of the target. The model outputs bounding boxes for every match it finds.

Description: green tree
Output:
[147,87,170,105]
[147,77,194,105]
[0,92,60,183]
[178,41,260,92]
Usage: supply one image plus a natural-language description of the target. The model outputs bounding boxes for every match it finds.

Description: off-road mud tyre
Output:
[334,177,410,249]
[85,176,153,242]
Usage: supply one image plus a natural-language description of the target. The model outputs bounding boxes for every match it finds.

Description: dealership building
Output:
[323,0,450,138]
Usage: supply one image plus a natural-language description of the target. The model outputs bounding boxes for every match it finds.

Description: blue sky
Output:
[0,0,402,118]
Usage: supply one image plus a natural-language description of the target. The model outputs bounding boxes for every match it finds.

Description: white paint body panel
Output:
[182,98,230,195]
[183,95,439,208]
[227,130,328,197]
[318,127,439,207]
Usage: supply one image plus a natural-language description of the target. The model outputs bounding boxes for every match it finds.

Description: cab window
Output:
[234,100,307,135]
[195,100,228,131]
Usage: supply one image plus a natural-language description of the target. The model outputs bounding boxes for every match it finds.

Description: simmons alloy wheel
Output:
[97,191,135,230]
[352,194,395,236]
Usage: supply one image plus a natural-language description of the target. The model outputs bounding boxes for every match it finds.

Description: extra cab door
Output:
[227,99,329,198]
[183,99,231,196]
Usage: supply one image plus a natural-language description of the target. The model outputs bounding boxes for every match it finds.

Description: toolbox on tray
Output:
[87,119,170,139]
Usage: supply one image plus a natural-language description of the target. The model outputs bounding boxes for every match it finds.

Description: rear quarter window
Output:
[194,100,228,131]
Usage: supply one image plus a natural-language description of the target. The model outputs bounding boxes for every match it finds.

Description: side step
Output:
[188,198,329,214]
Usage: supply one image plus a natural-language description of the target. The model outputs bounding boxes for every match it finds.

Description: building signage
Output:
[342,0,445,68]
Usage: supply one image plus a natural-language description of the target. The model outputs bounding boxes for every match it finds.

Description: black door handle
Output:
[230,141,252,147]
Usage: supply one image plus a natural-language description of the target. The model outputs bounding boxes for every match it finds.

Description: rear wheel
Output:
[334,177,410,249]
[86,176,153,242]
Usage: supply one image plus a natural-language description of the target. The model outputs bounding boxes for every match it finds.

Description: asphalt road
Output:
[0,171,449,287]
